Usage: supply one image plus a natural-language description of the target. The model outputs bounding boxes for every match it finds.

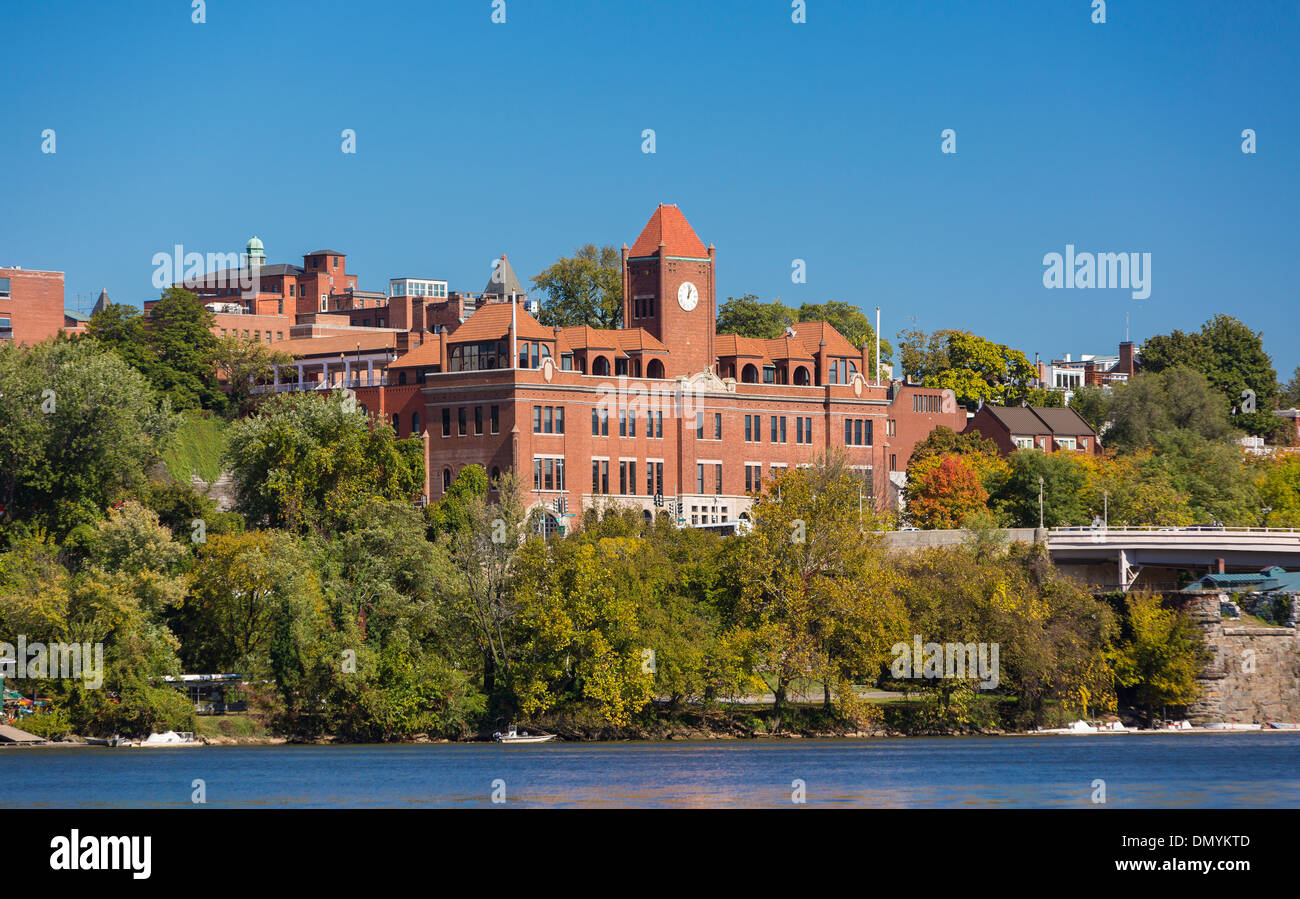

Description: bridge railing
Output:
[1050,526,1300,535]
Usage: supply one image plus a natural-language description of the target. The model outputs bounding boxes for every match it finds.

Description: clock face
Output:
[677,281,699,311]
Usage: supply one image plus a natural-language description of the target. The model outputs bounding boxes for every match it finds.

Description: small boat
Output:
[1267,722,1300,730]
[1204,722,1262,731]
[492,725,555,744]
[138,730,199,747]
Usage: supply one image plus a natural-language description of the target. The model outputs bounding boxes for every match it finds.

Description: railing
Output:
[250,375,390,395]
[1051,526,1300,535]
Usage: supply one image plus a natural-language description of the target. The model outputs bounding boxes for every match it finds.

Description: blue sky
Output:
[2,0,1296,376]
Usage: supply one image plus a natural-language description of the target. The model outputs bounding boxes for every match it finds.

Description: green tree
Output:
[716,294,795,340]
[899,329,1037,409]
[1111,593,1206,723]
[224,392,425,533]
[1068,386,1114,435]
[1142,315,1278,436]
[213,334,293,418]
[795,301,893,367]
[532,244,623,329]
[992,450,1089,528]
[0,339,176,539]
[1104,367,1235,453]
[142,288,224,411]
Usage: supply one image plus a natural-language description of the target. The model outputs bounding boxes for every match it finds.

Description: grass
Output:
[194,714,270,740]
[162,411,228,484]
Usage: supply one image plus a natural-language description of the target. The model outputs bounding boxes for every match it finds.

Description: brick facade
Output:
[0,268,67,345]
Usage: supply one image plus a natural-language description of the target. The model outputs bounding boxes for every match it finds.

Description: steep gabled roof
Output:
[628,204,709,258]
[390,338,443,369]
[483,253,526,298]
[763,335,816,361]
[981,405,1096,437]
[613,329,668,353]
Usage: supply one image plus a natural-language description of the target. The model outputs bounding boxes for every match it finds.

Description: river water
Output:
[2,733,1297,808]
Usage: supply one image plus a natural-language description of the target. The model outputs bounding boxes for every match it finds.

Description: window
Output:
[887,419,897,437]
[442,468,452,492]
[745,415,753,442]
[1012,436,1034,450]
[320,295,327,311]
[561,354,573,371]
[780,416,787,443]
[592,408,609,436]
[544,406,555,434]
[1056,437,1077,451]
[695,412,704,440]
[592,459,609,494]
[649,410,663,438]
[533,406,542,433]
[411,412,420,435]
[616,358,628,376]
[619,460,637,495]
[830,360,839,385]
[457,407,467,437]
[1079,437,1088,451]
[770,416,778,443]
[696,463,705,494]
[797,417,805,444]
[473,406,482,435]
[491,405,500,434]
[442,408,451,437]
[763,365,776,384]
[843,419,873,446]
[646,461,664,496]
[714,413,722,440]
[391,413,399,432]
[534,457,566,491]
[715,463,723,494]
[803,417,813,444]
[745,463,762,493]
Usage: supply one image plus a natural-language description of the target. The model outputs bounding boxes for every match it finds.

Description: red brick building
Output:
[350,205,966,528]
[0,267,69,345]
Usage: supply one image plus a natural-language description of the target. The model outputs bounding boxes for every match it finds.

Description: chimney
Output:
[1118,340,1135,375]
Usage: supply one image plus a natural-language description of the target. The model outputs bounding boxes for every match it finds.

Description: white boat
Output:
[492,725,555,744]
[1204,722,1262,731]
[1267,722,1300,730]
[1159,719,1193,731]
[137,731,199,747]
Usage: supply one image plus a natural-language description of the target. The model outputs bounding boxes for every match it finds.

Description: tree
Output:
[716,295,794,340]
[532,244,623,329]
[84,302,154,373]
[992,450,1089,528]
[224,392,425,533]
[1142,315,1278,437]
[0,338,176,539]
[898,329,1037,409]
[213,335,292,418]
[1069,386,1114,435]
[906,455,991,529]
[1104,367,1234,453]
[1254,453,1300,527]
[179,530,322,676]
[725,454,907,729]
[1111,594,1206,723]
[1278,365,1300,409]
[142,288,224,411]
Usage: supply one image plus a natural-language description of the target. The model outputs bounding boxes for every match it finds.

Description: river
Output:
[3,733,1297,808]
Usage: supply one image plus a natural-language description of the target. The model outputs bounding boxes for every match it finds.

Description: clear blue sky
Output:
[2,0,1296,377]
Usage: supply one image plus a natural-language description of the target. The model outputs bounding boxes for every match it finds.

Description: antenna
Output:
[1125,310,1130,342]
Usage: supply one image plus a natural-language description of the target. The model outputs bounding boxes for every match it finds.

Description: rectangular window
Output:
[715,463,723,494]
[714,413,722,440]
[646,461,664,496]
[0,278,9,298]
[442,408,451,437]
[491,405,500,434]
[780,416,787,443]
[555,407,564,434]
[475,406,484,435]
[544,406,554,434]
[797,417,805,444]
[534,459,542,491]
[695,412,704,440]
[763,365,776,384]
[745,463,763,493]
[616,357,629,376]
[619,409,628,437]
[594,460,609,494]
[770,416,778,443]
[555,459,566,491]
[544,458,555,491]
[697,463,705,494]
[534,406,543,433]
[805,417,813,444]
[458,408,467,437]
[745,416,752,442]
[655,411,663,438]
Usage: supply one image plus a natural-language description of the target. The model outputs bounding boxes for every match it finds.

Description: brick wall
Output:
[0,269,66,345]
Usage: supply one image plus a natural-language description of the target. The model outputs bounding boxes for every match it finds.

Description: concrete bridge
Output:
[884,526,1300,591]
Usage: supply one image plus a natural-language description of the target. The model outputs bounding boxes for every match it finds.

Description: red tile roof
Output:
[390,338,442,369]
[628,204,709,258]
[790,321,859,358]
[716,334,769,359]
[449,301,553,344]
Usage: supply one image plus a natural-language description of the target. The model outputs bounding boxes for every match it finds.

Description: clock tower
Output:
[621,204,717,377]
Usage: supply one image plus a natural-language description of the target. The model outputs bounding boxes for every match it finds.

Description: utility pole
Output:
[1038,476,1045,529]
[1103,489,1108,527]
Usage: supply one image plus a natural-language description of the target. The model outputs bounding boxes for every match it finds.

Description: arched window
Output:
[491,466,500,483]
[848,361,858,379]
[534,511,560,538]
[647,358,665,379]
[592,356,610,377]
[411,412,420,435]
[442,468,452,492]
[741,364,759,383]
[793,366,811,386]
[398,370,407,386]
[391,413,399,432]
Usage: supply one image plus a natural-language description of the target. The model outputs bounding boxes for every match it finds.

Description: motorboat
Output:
[492,725,555,744]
